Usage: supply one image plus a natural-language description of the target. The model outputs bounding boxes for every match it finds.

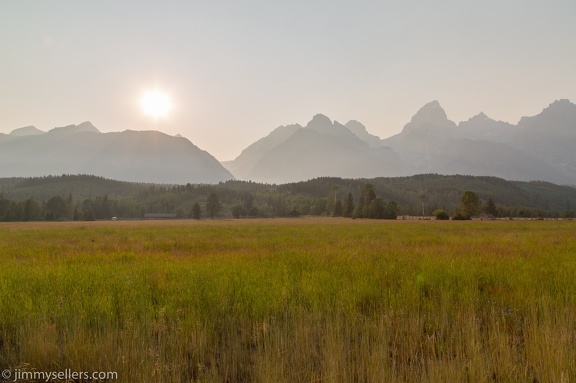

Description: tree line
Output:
[0,182,399,222]
[0,174,574,221]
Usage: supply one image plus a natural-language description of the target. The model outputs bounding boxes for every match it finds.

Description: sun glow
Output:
[140,90,172,118]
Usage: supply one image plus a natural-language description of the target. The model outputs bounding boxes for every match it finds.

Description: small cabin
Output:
[144,213,177,219]
[289,209,300,217]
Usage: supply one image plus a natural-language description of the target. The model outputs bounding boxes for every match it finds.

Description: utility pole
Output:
[419,193,426,217]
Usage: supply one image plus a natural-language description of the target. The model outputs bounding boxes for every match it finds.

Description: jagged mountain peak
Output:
[76,121,99,132]
[303,114,357,139]
[423,100,441,108]
[517,98,576,139]
[541,99,575,115]
[400,100,456,136]
[466,112,492,123]
[548,98,573,107]
[518,99,575,124]
[456,110,516,142]
[50,121,100,134]
[306,114,333,129]
[410,100,448,124]
[345,120,367,133]
[345,120,383,148]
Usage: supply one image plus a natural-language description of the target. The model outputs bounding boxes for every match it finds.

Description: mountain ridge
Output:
[227,114,410,183]
[0,123,233,184]
[225,99,576,185]
[4,99,575,185]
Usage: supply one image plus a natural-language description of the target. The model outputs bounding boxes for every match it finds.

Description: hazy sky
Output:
[2,1,575,160]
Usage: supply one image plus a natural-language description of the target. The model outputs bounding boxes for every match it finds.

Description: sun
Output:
[140,90,172,118]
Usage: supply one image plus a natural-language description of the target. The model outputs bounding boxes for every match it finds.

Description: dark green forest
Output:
[0,174,575,221]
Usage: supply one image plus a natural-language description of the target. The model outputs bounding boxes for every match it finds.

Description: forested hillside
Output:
[0,174,574,221]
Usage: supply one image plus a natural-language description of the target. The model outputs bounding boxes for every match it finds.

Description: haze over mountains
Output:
[225,99,576,185]
[2,99,575,185]
[223,115,409,183]
[0,123,233,184]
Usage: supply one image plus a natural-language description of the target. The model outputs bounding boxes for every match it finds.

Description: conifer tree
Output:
[361,183,376,218]
[459,191,481,219]
[343,192,355,218]
[206,193,222,219]
[191,202,201,220]
[483,198,498,217]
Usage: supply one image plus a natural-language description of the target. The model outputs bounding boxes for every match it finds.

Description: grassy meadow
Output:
[0,218,575,382]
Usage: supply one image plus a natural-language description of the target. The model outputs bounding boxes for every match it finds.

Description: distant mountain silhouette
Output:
[380,100,576,184]
[344,120,383,148]
[9,126,46,136]
[227,99,576,185]
[511,99,576,176]
[382,101,458,170]
[456,112,517,141]
[5,99,575,185]
[0,123,233,184]
[50,121,101,134]
[225,114,409,183]
[222,123,303,180]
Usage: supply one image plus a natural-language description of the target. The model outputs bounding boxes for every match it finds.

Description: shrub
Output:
[432,209,450,220]
[452,213,469,220]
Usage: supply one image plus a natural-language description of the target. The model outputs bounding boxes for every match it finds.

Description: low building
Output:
[144,213,177,219]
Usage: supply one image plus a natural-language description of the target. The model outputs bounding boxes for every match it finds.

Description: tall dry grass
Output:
[0,218,574,382]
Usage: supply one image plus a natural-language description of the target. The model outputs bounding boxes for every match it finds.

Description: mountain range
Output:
[2,99,575,185]
[225,99,576,185]
[0,122,233,184]
[223,115,409,183]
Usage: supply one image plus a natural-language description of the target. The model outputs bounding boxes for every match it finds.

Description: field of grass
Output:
[0,218,575,382]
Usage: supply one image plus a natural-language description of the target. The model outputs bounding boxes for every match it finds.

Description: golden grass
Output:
[0,218,575,382]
